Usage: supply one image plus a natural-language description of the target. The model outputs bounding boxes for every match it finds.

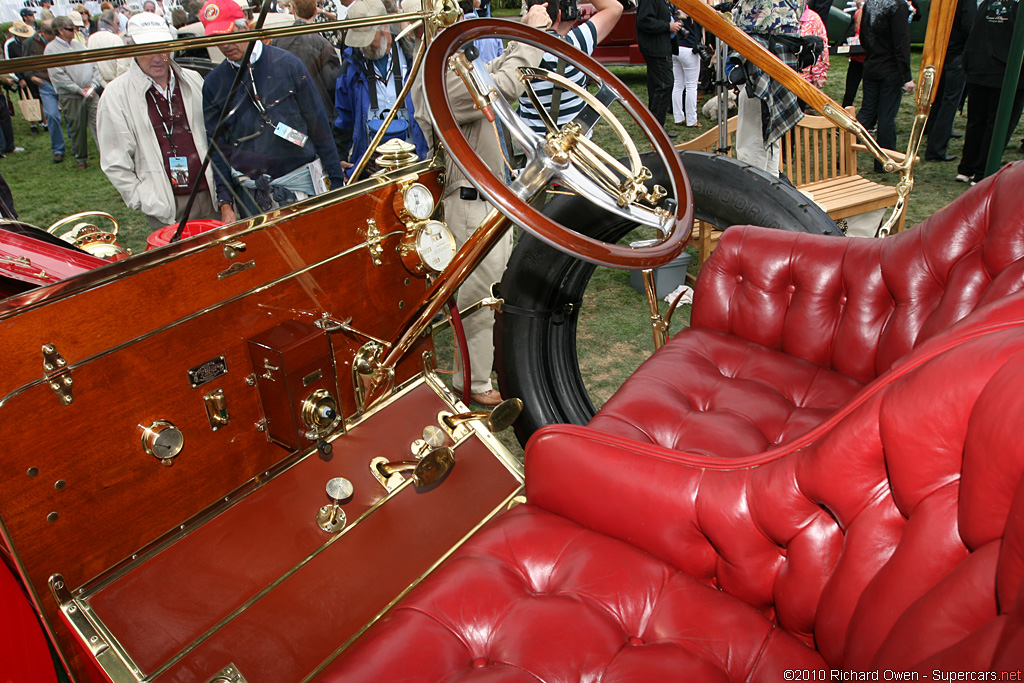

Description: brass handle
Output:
[374,447,455,489]
[443,398,523,433]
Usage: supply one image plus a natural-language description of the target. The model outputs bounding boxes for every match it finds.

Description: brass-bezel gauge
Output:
[394,182,435,223]
[141,420,184,462]
[399,219,457,275]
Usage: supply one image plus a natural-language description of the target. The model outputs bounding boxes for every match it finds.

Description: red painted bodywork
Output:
[0,559,58,683]
[580,5,645,65]
[0,228,107,289]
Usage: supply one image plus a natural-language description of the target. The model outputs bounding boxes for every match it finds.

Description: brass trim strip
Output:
[50,575,143,682]
[0,158,439,320]
[299,485,525,683]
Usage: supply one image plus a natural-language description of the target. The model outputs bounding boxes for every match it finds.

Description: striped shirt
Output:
[516,21,598,135]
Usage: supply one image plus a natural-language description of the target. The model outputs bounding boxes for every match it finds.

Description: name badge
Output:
[169,156,189,187]
[274,122,308,147]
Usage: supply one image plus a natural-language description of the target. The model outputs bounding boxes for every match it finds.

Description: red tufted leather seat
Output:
[590,161,1024,457]
[317,165,1024,681]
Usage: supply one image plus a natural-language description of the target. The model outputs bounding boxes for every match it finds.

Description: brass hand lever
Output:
[374,446,455,489]
[443,398,523,433]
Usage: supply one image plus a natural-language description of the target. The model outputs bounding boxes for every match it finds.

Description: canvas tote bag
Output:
[17,86,43,124]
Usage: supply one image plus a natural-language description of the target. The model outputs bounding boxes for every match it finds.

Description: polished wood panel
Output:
[0,170,446,681]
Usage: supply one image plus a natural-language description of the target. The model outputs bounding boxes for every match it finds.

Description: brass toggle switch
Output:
[316,477,353,533]
[203,389,230,430]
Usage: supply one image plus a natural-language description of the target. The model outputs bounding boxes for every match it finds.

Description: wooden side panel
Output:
[0,171,446,681]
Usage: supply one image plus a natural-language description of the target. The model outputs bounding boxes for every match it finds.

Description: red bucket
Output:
[146,220,225,251]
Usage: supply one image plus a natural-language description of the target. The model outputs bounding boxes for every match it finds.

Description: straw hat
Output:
[10,20,36,37]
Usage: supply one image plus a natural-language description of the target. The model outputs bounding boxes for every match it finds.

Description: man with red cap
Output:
[200,0,345,221]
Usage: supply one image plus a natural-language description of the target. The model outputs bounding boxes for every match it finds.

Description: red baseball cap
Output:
[200,0,245,35]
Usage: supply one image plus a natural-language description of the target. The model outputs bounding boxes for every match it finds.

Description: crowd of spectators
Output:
[1,0,1023,396]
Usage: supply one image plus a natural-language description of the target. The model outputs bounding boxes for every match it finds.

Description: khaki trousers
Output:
[446,194,513,396]
[60,93,97,164]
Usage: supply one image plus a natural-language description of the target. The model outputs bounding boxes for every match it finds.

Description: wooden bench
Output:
[677,107,905,270]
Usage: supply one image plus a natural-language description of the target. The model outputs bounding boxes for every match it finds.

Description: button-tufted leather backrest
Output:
[532,322,1024,670]
[692,162,1024,384]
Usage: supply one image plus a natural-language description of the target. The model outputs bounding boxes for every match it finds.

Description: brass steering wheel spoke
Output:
[521,79,563,136]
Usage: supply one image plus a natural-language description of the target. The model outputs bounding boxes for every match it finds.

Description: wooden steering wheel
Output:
[423,19,692,269]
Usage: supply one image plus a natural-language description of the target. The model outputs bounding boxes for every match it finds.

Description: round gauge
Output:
[398,183,435,221]
[141,420,184,461]
[417,220,457,273]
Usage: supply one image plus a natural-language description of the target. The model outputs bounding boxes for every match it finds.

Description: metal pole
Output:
[715,35,729,153]
[983,0,1024,178]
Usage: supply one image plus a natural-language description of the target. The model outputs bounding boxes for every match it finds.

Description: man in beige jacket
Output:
[429,0,550,405]
[97,13,218,230]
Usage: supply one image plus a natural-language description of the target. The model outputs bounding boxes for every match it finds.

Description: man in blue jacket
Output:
[200,0,345,221]
[334,0,429,179]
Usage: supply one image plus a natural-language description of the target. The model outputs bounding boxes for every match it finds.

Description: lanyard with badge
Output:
[364,42,410,137]
[148,80,192,188]
[240,61,308,148]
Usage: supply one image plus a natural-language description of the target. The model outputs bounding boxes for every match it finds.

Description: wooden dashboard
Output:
[0,164,522,682]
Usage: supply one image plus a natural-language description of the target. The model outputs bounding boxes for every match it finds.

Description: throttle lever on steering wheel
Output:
[449,50,495,122]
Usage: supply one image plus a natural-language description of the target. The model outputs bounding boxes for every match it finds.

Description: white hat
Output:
[67,11,85,26]
[345,0,387,48]
[260,11,295,28]
[126,11,174,43]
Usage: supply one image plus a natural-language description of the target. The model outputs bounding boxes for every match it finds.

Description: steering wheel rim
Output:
[423,19,692,270]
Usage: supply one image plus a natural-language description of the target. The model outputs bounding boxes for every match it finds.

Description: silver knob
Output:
[325,477,353,503]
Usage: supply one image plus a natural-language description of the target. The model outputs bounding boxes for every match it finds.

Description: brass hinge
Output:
[49,575,144,682]
[42,344,73,405]
[365,218,384,266]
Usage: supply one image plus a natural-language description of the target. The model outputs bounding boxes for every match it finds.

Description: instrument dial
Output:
[141,420,184,461]
[415,220,457,273]
[396,183,435,222]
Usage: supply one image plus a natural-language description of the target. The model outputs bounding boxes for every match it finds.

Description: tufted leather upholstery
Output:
[589,161,1024,457]
[322,311,1024,681]
[318,165,1024,682]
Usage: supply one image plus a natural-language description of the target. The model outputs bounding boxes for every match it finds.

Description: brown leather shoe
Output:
[469,389,503,407]
[77,161,87,169]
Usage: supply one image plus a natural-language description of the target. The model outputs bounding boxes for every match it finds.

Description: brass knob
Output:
[317,477,353,533]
